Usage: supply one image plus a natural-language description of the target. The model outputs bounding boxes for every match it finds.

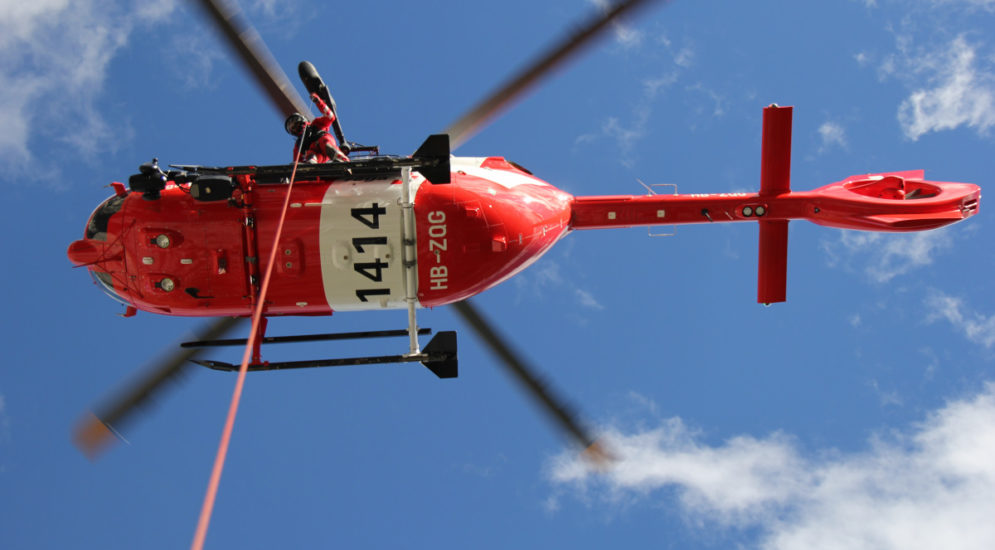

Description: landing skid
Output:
[181,328,433,348]
[187,330,458,379]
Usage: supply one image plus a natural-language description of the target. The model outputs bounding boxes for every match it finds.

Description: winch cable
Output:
[190,133,309,550]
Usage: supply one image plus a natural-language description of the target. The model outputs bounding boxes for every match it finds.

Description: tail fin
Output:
[757,105,792,304]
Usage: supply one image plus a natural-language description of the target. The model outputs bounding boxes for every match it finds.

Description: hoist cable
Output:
[190,131,309,550]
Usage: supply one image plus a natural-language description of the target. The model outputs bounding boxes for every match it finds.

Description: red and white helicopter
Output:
[69,0,980,460]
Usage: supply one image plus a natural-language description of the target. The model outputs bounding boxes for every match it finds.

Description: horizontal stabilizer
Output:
[757,105,792,304]
[760,105,792,196]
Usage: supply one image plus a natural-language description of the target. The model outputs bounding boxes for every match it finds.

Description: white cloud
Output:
[611,23,643,49]
[576,31,694,164]
[602,113,649,167]
[574,289,604,310]
[672,46,695,69]
[549,385,995,549]
[822,229,953,283]
[513,259,605,312]
[818,121,848,153]
[896,35,995,140]
[925,292,995,348]
[589,0,643,49]
[643,72,679,99]
[686,82,726,118]
[926,0,995,10]
[0,0,176,173]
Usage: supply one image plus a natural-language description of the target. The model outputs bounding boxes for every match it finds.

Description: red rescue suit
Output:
[293,95,349,164]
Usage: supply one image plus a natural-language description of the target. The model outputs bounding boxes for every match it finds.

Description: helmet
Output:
[284,113,307,136]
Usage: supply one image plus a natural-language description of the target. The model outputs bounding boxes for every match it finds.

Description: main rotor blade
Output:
[452,300,611,464]
[194,0,310,118]
[443,0,660,151]
[74,317,244,459]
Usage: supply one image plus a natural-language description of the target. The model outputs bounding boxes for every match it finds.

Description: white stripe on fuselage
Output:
[451,157,551,189]
[318,175,425,311]
[317,158,544,310]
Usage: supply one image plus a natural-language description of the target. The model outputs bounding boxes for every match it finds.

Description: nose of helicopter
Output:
[69,193,125,263]
[68,193,130,305]
[67,239,102,267]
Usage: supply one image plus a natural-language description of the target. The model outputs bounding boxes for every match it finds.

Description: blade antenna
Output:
[452,299,611,464]
[196,0,311,118]
[443,0,661,151]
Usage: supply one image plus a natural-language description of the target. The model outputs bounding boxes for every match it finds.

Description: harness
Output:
[296,127,329,153]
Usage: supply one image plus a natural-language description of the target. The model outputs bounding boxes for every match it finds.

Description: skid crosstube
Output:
[190,331,458,379]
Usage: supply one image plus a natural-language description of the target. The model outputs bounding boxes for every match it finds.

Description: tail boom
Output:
[569,174,979,302]
[569,180,979,232]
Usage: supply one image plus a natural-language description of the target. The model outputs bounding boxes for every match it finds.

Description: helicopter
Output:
[68,0,980,465]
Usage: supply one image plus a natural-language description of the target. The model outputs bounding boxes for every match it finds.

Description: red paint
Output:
[415,163,573,307]
[69,108,982,315]
[757,220,788,304]
[760,105,792,197]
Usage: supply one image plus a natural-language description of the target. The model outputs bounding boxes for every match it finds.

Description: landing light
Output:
[155,234,171,248]
[159,278,176,292]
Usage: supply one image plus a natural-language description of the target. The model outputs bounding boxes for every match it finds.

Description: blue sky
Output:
[1,1,993,548]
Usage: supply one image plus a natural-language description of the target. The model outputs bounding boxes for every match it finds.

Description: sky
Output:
[1,0,993,548]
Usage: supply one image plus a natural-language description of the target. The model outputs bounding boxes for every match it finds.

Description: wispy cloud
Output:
[549,385,995,549]
[897,35,995,140]
[818,121,848,153]
[0,0,177,175]
[513,259,605,312]
[574,28,696,165]
[574,289,605,310]
[822,229,953,283]
[925,0,995,10]
[925,292,995,348]
[685,82,726,118]
[589,0,644,49]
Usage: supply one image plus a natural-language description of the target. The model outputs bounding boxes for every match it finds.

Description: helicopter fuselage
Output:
[68,107,982,317]
[69,155,573,317]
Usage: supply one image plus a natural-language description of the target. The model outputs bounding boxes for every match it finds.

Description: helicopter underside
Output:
[69,156,574,317]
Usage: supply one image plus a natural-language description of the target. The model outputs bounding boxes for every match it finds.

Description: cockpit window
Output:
[91,270,128,305]
[86,195,125,241]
